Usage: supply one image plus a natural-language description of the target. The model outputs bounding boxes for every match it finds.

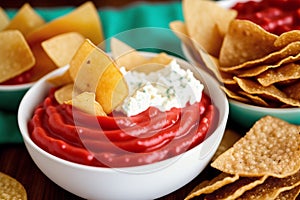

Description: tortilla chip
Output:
[274,184,300,200]
[47,70,73,87]
[54,84,73,104]
[65,92,107,116]
[212,129,241,162]
[219,19,278,68]
[237,171,300,200]
[185,173,239,200]
[42,32,85,67]
[275,30,300,48]
[0,172,27,200]
[110,38,148,71]
[211,116,300,178]
[183,0,237,57]
[238,91,270,107]
[29,42,57,82]
[220,86,250,104]
[0,7,9,31]
[204,176,268,200]
[282,80,300,100]
[26,2,103,46]
[220,41,300,72]
[234,77,300,107]
[4,3,45,37]
[257,63,300,86]
[234,53,300,78]
[0,30,35,83]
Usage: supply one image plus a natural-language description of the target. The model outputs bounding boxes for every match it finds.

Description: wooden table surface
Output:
[0,0,230,199]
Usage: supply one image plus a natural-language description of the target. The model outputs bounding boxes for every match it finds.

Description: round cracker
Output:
[0,172,27,200]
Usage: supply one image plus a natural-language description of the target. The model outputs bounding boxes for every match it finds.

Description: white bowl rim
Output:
[18,51,228,172]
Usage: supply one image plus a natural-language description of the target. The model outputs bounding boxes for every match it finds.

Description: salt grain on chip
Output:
[211,116,300,178]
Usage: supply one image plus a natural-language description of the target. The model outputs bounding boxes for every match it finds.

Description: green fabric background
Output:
[1,2,185,143]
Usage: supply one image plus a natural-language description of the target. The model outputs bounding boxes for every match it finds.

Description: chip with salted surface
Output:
[0,172,27,200]
[220,41,300,72]
[234,77,300,107]
[211,116,300,178]
[219,19,278,68]
[257,63,300,87]
[184,173,239,200]
[204,176,268,200]
[237,170,300,200]
[274,184,300,200]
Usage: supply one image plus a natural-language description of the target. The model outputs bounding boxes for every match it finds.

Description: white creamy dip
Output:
[117,59,204,116]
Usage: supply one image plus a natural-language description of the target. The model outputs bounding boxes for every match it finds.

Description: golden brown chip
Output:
[4,3,45,37]
[183,0,237,57]
[204,176,268,200]
[0,172,27,200]
[134,52,172,73]
[185,173,239,200]
[234,77,300,107]
[220,86,250,104]
[275,30,300,48]
[282,81,300,100]
[47,70,73,87]
[219,19,278,68]
[211,116,300,178]
[0,7,9,31]
[26,2,103,46]
[70,39,128,114]
[238,91,269,107]
[41,32,85,67]
[29,42,57,82]
[257,63,300,87]
[0,30,35,83]
[274,184,300,200]
[54,84,74,104]
[110,38,148,71]
[65,92,106,116]
[237,171,300,200]
[212,129,241,162]
[220,41,300,72]
[194,45,235,84]
[233,51,300,78]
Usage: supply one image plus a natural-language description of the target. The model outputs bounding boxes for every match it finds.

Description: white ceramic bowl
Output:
[0,82,34,111]
[18,52,228,200]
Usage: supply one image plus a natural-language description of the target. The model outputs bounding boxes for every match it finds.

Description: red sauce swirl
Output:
[28,88,215,168]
